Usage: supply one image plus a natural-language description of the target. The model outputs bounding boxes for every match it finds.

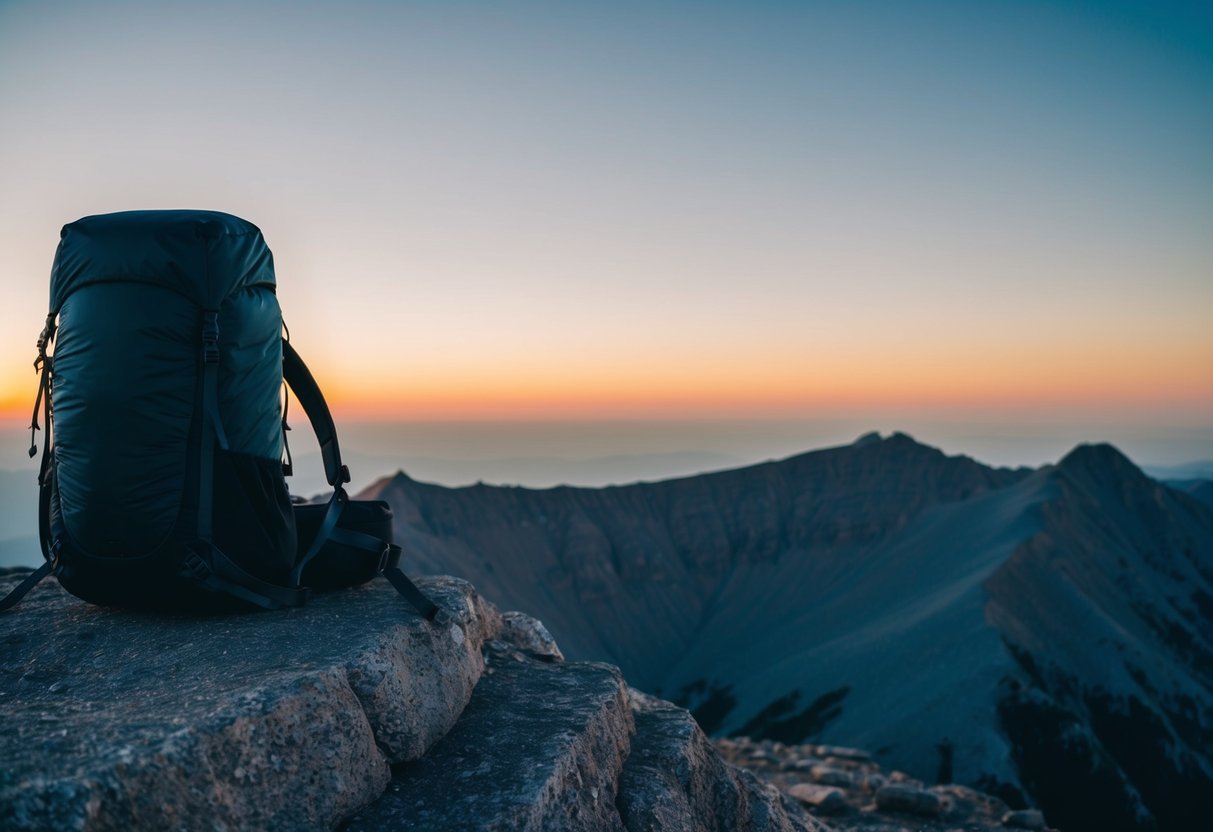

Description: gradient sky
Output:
[1,1,1210,458]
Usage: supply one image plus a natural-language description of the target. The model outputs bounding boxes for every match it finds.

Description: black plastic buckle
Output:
[33,342,51,372]
[183,551,212,580]
[35,317,56,364]
[202,312,220,364]
[376,544,392,575]
[339,464,351,484]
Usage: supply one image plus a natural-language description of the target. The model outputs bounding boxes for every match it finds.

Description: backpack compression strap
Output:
[282,339,439,620]
[191,308,302,611]
[0,562,54,613]
[2,315,59,613]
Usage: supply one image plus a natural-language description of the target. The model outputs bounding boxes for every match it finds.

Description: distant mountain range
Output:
[364,432,1213,832]
[0,468,39,569]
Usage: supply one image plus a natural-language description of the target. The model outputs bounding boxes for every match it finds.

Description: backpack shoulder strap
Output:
[282,339,349,489]
[281,338,439,620]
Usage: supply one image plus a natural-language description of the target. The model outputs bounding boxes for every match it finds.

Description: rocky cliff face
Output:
[1,573,1058,831]
[365,434,1213,831]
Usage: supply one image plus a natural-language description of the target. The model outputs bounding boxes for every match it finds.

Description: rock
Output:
[617,695,822,832]
[499,610,564,662]
[786,783,848,815]
[0,576,497,832]
[875,783,944,817]
[1002,808,1046,829]
[814,745,871,763]
[934,784,1009,822]
[346,642,633,831]
[715,737,1054,831]
[809,765,854,787]
[887,770,923,787]
[857,772,886,792]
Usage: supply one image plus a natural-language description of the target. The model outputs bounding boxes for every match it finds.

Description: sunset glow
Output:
[0,1,1210,457]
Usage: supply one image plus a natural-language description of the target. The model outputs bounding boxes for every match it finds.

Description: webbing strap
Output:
[27,366,48,460]
[198,310,228,542]
[28,312,56,460]
[183,547,308,610]
[303,523,440,620]
[326,525,386,553]
[281,385,294,478]
[382,551,441,622]
[38,470,52,562]
[282,340,348,488]
[280,339,438,620]
[0,561,53,613]
[290,486,348,586]
[36,368,54,562]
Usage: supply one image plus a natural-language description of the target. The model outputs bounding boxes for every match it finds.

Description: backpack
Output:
[0,210,437,618]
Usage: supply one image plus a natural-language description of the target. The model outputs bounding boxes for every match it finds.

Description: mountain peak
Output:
[1056,442,1141,478]
[852,430,925,447]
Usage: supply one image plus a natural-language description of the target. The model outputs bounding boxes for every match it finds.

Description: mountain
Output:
[0,467,38,559]
[1144,461,1213,482]
[0,534,41,570]
[364,433,1213,832]
[0,466,41,569]
[1163,478,1213,511]
[286,449,747,499]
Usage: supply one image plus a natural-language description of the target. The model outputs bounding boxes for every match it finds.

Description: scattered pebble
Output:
[713,735,1048,831]
[1002,808,1046,830]
[875,783,943,817]
[787,783,848,816]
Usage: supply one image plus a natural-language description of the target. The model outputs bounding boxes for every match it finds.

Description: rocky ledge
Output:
[0,574,817,831]
[0,573,1046,831]
[716,737,1056,832]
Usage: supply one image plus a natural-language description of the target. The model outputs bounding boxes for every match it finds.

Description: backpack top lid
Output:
[50,210,276,312]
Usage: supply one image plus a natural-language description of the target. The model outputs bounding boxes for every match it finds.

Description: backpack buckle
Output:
[183,551,213,580]
[376,543,392,575]
[202,312,220,364]
[34,315,57,370]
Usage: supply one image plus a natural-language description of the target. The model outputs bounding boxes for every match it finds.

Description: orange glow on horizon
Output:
[1,339,1208,425]
[295,336,1213,421]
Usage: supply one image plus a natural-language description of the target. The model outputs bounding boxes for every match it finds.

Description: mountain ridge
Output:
[364,432,1213,830]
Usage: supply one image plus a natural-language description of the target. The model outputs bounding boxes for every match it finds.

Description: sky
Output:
[0,0,1210,473]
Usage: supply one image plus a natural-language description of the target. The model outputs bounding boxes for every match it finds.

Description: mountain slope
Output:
[982,444,1213,830]
[365,434,1213,831]
[374,433,1025,674]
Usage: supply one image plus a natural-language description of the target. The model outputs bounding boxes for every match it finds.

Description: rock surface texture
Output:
[1,576,498,831]
[715,736,1060,832]
[1,573,1054,831]
[618,689,824,832]
[345,642,634,831]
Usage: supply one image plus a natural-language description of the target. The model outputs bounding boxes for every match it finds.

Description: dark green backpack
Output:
[1,210,436,618]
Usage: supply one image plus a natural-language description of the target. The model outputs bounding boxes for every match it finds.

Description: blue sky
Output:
[0,0,1210,466]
